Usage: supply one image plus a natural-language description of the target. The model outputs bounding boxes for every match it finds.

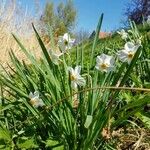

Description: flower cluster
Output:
[29,30,141,108]
[52,32,140,89]
[67,40,140,89]
[95,41,140,72]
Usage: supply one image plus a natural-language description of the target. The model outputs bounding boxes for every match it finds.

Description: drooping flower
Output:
[117,42,140,64]
[95,54,115,73]
[68,66,86,89]
[117,29,128,40]
[49,49,63,65]
[29,91,44,108]
[58,33,75,52]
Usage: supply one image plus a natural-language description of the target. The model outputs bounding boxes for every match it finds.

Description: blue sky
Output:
[20,0,131,32]
[74,0,130,32]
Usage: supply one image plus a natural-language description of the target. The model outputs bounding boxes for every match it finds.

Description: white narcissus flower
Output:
[117,29,128,40]
[29,91,44,108]
[68,66,86,89]
[58,33,75,52]
[49,50,63,65]
[95,54,115,73]
[136,39,142,46]
[147,15,150,24]
[117,42,140,64]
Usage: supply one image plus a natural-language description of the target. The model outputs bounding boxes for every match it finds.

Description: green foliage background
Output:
[41,0,76,36]
[0,15,150,149]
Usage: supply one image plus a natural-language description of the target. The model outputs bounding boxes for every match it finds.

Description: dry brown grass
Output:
[112,127,150,150]
[0,0,50,68]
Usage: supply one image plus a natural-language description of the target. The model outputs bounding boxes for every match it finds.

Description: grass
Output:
[0,10,150,149]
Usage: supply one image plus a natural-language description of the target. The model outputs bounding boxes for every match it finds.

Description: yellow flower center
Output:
[70,74,77,81]
[100,63,109,70]
[127,52,134,59]
[30,98,38,106]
